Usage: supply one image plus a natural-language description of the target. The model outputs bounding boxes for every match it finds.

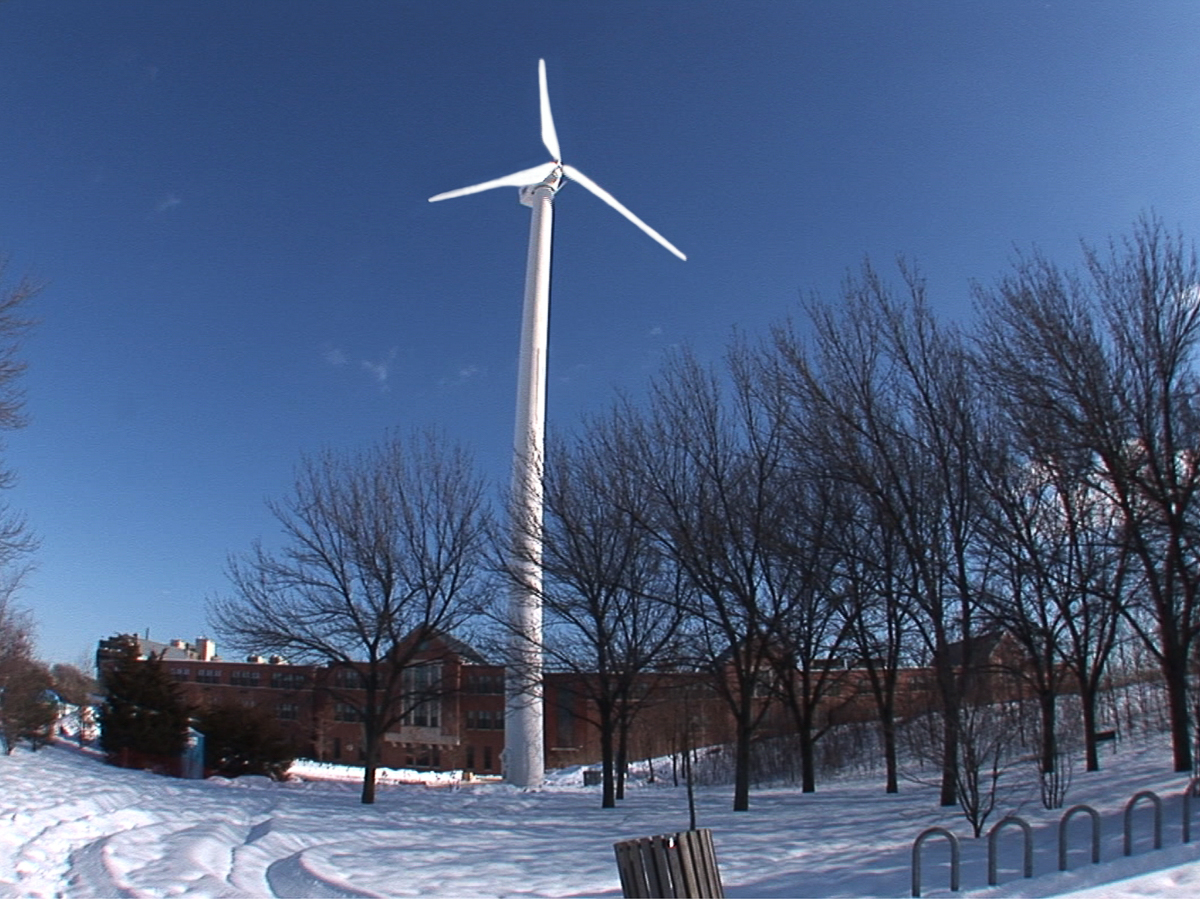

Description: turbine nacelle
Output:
[428,59,686,261]
[519,165,564,207]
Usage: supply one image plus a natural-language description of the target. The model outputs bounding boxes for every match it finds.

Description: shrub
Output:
[196,700,296,780]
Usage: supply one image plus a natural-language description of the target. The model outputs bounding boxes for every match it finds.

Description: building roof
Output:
[937,630,1008,668]
[424,630,489,666]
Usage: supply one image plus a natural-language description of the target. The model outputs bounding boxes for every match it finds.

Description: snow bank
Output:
[2,735,1199,897]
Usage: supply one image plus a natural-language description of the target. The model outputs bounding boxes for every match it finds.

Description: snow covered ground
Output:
[1,737,1199,898]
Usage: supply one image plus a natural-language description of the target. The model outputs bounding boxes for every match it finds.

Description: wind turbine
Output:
[428,59,685,788]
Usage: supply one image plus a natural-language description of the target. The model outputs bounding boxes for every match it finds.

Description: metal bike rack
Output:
[1182,777,1200,843]
[1058,804,1101,871]
[1123,790,1163,856]
[911,826,959,898]
[987,815,1033,886]
[909,783,1187,894]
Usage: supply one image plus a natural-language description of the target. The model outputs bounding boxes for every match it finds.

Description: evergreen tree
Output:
[195,700,296,780]
[99,638,189,761]
[0,659,56,753]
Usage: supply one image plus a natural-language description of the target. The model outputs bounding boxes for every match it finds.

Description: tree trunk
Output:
[940,707,959,807]
[615,725,628,801]
[1164,650,1194,772]
[1080,684,1100,772]
[684,742,697,831]
[733,715,752,811]
[361,731,378,805]
[1039,689,1057,775]
[600,716,616,809]
[880,707,898,793]
[799,718,816,793]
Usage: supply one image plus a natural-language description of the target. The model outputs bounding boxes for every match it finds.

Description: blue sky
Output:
[2,1,1198,667]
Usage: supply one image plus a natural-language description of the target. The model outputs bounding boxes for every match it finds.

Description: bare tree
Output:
[723,343,861,796]
[0,260,40,671]
[597,349,789,811]
[210,430,492,803]
[501,427,686,807]
[772,261,991,806]
[975,216,1200,772]
[760,462,854,794]
[898,691,1023,836]
[50,662,96,708]
[51,662,98,746]
[953,699,1022,837]
[971,431,1125,774]
[0,594,33,679]
[832,497,916,793]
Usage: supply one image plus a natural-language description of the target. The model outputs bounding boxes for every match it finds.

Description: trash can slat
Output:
[613,829,723,898]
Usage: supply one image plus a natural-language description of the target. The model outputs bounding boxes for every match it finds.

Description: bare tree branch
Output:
[209,429,492,803]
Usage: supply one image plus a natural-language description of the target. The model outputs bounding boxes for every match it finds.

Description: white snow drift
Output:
[1,738,1199,897]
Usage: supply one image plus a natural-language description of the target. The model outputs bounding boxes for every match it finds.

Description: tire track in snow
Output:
[266,851,379,899]
[5,788,157,898]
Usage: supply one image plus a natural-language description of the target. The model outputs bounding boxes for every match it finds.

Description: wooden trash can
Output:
[613,828,724,898]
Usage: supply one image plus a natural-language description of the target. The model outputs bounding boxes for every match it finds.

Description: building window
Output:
[169,667,190,682]
[404,743,441,769]
[483,744,492,772]
[465,673,504,694]
[230,670,260,687]
[271,671,307,690]
[556,687,575,748]
[332,667,364,689]
[334,702,363,723]
[400,663,442,728]
[276,703,299,721]
[466,709,504,731]
[195,668,222,684]
[465,744,475,771]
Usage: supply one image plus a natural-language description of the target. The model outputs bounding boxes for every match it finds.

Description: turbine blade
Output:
[538,59,561,162]
[562,165,687,261]
[428,163,557,202]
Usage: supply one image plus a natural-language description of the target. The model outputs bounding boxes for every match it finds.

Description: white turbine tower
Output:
[429,59,685,788]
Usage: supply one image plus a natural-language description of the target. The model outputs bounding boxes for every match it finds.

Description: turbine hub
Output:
[518,166,563,207]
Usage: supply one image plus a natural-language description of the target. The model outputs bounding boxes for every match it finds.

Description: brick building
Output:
[96,632,507,775]
[96,629,1029,777]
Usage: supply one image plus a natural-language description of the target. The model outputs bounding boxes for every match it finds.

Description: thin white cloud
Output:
[361,348,398,391]
[439,364,482,388]
[155,193,181,213]
[322,347,348,367]
[557,362,591,385]
[648,325,663,337]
